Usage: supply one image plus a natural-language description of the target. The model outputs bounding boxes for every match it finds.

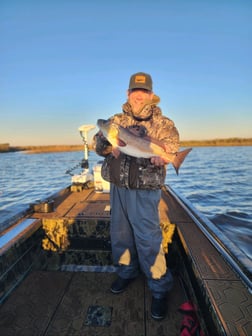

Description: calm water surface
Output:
[0,147,251,272]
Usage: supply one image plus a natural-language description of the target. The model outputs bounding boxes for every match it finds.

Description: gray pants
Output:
[110,184,173,298]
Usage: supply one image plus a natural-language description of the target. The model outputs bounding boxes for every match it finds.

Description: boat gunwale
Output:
[165,184,252,292]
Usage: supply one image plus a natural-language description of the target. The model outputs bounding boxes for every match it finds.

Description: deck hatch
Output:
[66,201,111,218]
[84,305,113,327]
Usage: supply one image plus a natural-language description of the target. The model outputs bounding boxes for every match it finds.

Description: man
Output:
[93,72,179,320]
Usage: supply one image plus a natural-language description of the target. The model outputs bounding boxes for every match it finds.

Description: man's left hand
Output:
[150,157,168,166]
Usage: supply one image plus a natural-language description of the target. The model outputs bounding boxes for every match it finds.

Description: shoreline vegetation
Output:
[0,138,252,153]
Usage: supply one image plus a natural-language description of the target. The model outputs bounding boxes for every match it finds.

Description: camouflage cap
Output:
[128,72,153,91]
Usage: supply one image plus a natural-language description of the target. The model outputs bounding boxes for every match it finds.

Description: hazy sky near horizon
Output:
[1,0,251,146]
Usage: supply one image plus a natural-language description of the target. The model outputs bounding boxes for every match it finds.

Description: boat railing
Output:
[166,184,252,293]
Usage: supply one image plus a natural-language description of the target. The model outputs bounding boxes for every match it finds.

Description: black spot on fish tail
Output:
[172,148,192,175]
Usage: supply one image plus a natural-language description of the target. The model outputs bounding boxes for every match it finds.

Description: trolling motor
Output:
[71,124,96,184]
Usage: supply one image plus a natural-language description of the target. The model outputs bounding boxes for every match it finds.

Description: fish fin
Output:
[172,148,192,174]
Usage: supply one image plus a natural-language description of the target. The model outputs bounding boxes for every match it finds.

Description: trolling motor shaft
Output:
[71,124,96,184]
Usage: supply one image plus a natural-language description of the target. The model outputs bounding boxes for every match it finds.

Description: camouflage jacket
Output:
[93,95,180,190]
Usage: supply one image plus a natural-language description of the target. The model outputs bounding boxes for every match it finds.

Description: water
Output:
[167,146,252,273]
[0,147,251,273]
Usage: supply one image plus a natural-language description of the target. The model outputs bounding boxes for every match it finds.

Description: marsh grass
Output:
[1,138,252,154]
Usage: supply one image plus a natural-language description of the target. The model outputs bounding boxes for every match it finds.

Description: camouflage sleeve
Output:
[92,132,112,157]
[154,117,180,153]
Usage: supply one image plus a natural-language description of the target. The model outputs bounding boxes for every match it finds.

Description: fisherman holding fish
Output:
[93,72,183,320]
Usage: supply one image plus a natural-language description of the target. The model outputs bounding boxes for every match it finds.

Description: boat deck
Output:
[0,185,187,336]
[1,184,252,335]
[0,270,185,335]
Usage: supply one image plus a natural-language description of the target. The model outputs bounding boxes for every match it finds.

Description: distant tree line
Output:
[0,143,10,152]
[1,138,252,153]
[180,138,252,147]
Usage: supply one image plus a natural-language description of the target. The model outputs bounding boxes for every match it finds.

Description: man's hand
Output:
[150,144,171,166]
[112,147,121,158]
[150,156,167,166]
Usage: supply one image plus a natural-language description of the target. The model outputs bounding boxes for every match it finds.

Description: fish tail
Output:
[172,148,192,174]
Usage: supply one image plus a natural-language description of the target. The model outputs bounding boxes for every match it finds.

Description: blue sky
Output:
[1,0,251,145]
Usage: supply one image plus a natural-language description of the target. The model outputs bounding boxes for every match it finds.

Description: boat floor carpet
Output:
[0,270,185,336]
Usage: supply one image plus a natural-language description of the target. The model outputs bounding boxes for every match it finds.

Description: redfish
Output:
[97,119,192,174]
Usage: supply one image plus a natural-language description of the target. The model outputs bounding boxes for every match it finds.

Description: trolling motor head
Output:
[79,124,96,139]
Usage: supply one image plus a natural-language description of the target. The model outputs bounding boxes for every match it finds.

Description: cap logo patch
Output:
[134,75,146,84]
